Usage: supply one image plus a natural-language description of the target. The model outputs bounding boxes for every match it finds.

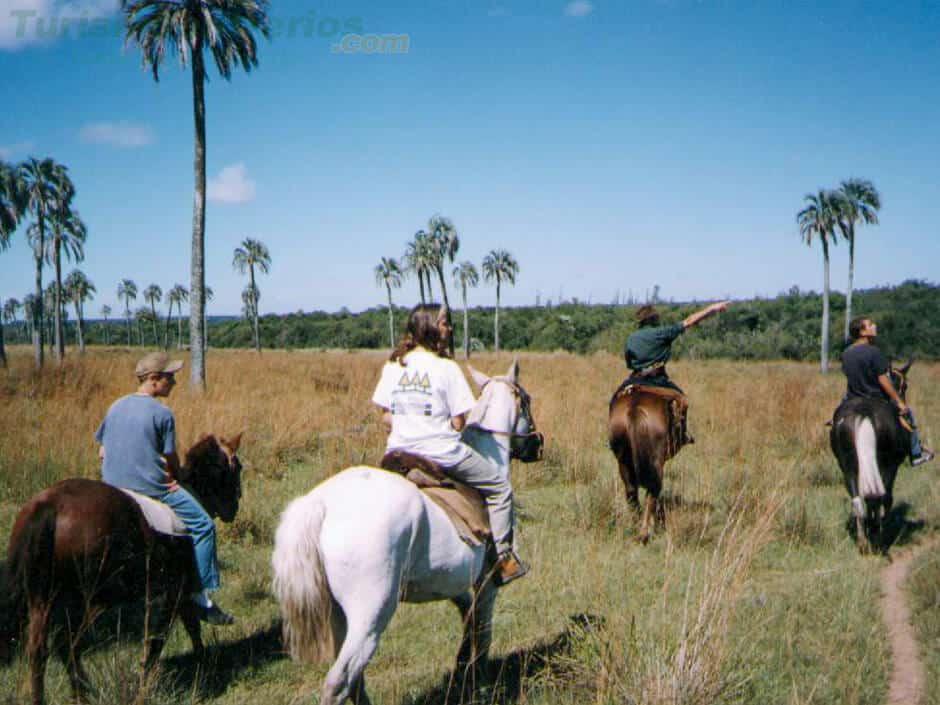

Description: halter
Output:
[468,378,544,462]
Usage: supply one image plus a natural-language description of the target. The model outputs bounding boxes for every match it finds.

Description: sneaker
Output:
[495,551,529,587]
[912,450,935,467]
[199,602,235,626]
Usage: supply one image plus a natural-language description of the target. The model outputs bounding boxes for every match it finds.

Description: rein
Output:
[468,378,544,461]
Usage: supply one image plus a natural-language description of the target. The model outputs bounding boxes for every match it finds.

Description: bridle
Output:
[469,378,544,462]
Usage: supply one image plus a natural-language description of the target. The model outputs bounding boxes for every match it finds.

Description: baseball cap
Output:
[135,351,184,378]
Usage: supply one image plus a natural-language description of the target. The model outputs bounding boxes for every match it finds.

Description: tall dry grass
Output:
[1,346,937,704]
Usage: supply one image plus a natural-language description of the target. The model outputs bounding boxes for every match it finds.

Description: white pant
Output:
[448,446,514,554]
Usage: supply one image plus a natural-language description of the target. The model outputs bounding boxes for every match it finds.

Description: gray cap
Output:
[135,351,184,378]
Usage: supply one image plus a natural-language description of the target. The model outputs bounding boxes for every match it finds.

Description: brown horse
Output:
[0,433,242,705]
[608,384,687,543]
[830,363,911,553]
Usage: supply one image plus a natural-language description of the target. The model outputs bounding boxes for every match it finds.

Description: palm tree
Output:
[19,157,74,369]
[452,261,479,359]
[374,257,404,348]
[3,298,21,342]
[117,278,138,347]
[404,232,434,304]
[241,283,260,326]
[135,307,154,346]
[0,161,25,367]
[166,284,189,349]
[64,270,95,353]
[123,0,270,390]
[232,238,271,353]
[23,295,37,345]
[100,304,112,345]
[482,249,519,353]
[30,209,86,361]
[426,215,459,311]
[203,285,214,351]
[143,284,163,345]
[834,178,881,342]
[797,190,840,373]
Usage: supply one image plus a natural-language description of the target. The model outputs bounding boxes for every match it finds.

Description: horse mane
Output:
[184,434,220,472]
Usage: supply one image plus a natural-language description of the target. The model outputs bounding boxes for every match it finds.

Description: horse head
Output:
[466,359,544,463]
[181,433,243,522]
[890,358,913,402]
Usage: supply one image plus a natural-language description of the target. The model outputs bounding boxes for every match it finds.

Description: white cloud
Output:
[0,0,119,51]
[564,0,594,17]
[79,121,154,148]
[0,140,35,159]
[208,163,256,204]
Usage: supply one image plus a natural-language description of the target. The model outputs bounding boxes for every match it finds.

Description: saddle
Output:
[380,450,491,547]
[119,488,188,536]
[611,383,690,459]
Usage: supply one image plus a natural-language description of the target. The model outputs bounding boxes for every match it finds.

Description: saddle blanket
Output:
[120,488,188,536]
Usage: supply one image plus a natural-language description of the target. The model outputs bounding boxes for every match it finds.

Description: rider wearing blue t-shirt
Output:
[95,352,234,625]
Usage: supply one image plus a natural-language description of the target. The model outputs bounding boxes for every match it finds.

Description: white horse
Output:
[272,360,542,705]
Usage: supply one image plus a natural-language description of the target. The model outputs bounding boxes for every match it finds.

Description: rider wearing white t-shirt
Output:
[372,303,528,585]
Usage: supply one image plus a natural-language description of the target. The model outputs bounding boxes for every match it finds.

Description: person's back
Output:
[98,393,176,497]
[841,342,890,402]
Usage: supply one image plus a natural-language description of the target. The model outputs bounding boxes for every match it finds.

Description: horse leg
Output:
[140,599,173,696]
[26,603,51,705]
[178,600,204,658]
[452,581,497,698]
[618,460,640,515]
[639,492,655,545]
[53,621,91,703]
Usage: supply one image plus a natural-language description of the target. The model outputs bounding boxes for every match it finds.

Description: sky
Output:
[2,0,939,317]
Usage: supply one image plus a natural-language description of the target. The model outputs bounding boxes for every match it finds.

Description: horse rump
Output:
[272,492,337,663]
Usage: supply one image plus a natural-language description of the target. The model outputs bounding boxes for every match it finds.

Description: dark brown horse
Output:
[0,433,243,705]
[608,384,687,543]
[830,363,911,552]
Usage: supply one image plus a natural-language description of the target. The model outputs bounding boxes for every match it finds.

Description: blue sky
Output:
[2,0,939,316]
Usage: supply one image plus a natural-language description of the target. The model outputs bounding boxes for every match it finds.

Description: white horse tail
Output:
[272,492,336,663]
[854,417,886,500]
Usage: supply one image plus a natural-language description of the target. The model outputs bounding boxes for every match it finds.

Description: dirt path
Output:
[881,538,938,705]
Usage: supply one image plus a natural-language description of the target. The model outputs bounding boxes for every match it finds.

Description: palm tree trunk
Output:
[74,301,85,353]
[844,229,855,343]
[820,240,830,374]
[149,302,158,346]
[494,279,501,354]
[426,272,434,300]
[53,240,64,362]
[385,283,395,348]
[164,306,171,349]
[125,302,132,346]
[462,283,470,359]
[250,265,260,353]
[33,214,44,370]
[177,303,183,349]
[436,268,450,311]
[103,315,109,345]
[189,44,207,390]
[0,319,6,368]
[418,275,425,304]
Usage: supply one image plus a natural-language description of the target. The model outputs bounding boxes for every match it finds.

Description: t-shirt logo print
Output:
[397,371,432,394]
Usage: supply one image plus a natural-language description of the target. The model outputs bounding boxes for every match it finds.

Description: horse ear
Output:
[467,364,489,390]
[506,357,519,383]
[222,433,243,453]
[900,357,913,374]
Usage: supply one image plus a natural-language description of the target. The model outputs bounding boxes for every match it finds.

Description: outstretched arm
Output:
[683,300,730,329]
[877,374,908,414]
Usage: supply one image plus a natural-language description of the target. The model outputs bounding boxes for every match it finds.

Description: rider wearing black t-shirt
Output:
[841,316,933,466]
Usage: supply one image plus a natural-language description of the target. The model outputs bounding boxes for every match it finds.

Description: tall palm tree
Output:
[30,209,86,362]
[117,278,138,347]
[100,304,112,345]
[834,178,881,342]
[452,261,479,359]
[232,238,271,353]
[797,190,840,373]
[64,270,95,353]
[143,284,163,345]
[0,161,25,367]
[241,283,260,326]
[203,285,213,351]
[374,256,404,348]
[135,306,154,346]
[481,249,519,354]
[426,215,459,311]
[123,0,270,390]
[19,157,74,369]
[3,298,21,342]
[166,284,189,349]
[404,232,434,304]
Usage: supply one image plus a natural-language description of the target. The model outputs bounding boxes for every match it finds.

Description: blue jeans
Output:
[160,487,220,591]
[903,409,924,460]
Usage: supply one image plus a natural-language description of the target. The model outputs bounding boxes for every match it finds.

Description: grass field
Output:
[1,347,939,705]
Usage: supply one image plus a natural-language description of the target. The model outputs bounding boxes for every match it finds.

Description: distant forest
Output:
[9,280,938,363]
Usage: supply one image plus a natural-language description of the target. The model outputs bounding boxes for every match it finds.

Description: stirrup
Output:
[495,551,529,587]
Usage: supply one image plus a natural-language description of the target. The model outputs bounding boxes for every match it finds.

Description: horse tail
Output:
[272,492,336,663]
[2,502,57,651]
[854,416,885,500]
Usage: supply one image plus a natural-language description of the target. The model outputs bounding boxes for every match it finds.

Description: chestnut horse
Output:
[608,384,686,543]
[830,363,911,552]
[0,433,242,705]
